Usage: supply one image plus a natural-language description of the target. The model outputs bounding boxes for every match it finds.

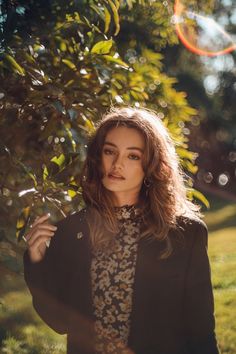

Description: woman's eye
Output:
[103,149,115,155]
[129,154,140,160]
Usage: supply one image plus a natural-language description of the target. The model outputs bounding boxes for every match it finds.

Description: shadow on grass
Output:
[207,214,236,233]
[203,195,236,233]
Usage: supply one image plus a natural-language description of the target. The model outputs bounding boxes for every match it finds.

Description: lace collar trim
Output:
[114,204,142,221]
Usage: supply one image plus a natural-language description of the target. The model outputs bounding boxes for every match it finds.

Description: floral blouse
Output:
[90,204,142,354]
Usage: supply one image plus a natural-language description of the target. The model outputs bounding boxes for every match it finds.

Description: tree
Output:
[0,0,204,272]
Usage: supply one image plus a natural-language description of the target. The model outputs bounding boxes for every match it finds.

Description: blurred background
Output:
[0,0,235,353]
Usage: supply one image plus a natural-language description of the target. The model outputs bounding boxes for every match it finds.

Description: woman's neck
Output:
[111,193,139,207]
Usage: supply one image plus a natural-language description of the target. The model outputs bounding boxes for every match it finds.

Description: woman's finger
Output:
[30,236,52,252]
[25,222,56,242]
[31,223,57,233]
[29,236,51,255]
[30,216,40,228]
[27,229,55,247]
[31,213,50,229]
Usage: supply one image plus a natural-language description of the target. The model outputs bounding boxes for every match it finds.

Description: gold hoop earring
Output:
[143,177,151,188]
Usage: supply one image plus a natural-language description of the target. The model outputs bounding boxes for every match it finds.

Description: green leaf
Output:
[82,15,92,28]
[181,160,198,174]
[16,206,31,242]
[44,153,79,179]
[67,177,79,198]
[60,41,67,52]
[68,189,77,198]
[28,173,38,187]
[126,0,133,9]
[65,127,76,152]
[188,189,210,209]
[91,39,113,54]
[104,7,111,33]
[43,165,49,181]
[107,0,120,36]
[24,52,36,64]
[113,0,120,9]
[66,12,83,24]
[62,59,77,70]
[3,54,25,76]
[103,55,129,68]
[84,118,95,132]
[13,158,38,187]
[90,4,105,20]
[51,154,66,168]
[176,147,198,161]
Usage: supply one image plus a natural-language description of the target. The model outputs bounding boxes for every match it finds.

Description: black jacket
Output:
[24,209,219,354]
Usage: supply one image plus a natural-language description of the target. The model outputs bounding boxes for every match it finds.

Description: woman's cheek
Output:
[103,156,112,171]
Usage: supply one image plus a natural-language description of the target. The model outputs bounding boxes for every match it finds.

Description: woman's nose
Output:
[112,154,124,168]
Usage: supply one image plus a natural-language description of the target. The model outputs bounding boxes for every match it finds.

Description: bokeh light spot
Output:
[203,172,213,184]
[174,0,236,56]
[218,173,229,186]
[229,151,236,162]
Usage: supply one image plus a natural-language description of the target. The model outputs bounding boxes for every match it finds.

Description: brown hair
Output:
[80,106,201,258]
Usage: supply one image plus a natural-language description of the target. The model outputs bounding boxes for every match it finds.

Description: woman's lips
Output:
[108,173,125,180]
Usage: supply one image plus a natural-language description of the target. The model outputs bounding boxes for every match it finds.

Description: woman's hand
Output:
[25,214,57,263]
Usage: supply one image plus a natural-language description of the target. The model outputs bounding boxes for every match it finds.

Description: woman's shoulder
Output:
[173,215,208,245]
[177,215,207,232]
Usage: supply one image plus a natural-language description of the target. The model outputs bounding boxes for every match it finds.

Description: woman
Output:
[24,107,219,354]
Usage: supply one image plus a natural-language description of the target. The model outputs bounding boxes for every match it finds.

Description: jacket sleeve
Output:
[184,220,220,354]
[23,219,71,334]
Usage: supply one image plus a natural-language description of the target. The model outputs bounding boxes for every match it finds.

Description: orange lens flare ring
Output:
[174,0,236,56]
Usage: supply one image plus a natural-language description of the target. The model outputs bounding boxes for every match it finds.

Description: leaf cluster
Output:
[0,0,206,266]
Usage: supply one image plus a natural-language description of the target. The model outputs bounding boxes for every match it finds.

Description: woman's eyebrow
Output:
[104,141,144,153]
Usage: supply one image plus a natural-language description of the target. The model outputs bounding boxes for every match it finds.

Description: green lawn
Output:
[0,197,235,353]
[204,200,236,354]
[0,269,66,353]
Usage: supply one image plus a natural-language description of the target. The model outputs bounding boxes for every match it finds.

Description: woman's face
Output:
[101,126,145,205]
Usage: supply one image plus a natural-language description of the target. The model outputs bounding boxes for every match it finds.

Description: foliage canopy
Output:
[0,0,207,269]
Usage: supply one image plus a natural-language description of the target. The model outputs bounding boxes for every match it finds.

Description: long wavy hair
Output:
[80,106,201,258]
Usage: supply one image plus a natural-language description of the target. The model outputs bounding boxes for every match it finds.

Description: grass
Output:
[0,258,66,353]
[204,199,236,354]
[0,196,235,353]
[0,271,66,353]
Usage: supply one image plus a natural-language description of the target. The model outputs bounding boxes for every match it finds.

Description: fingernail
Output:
[45,240,51,247]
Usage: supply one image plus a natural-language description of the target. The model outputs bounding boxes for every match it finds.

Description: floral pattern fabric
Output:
[90,205,142,354]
